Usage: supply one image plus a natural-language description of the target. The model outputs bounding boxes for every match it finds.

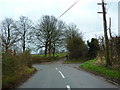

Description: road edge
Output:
[73,66,119,86]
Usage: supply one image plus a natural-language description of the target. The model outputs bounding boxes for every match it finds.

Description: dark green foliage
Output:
[67,36,88,59]
[64,24,88,60]
[87,38,99,59]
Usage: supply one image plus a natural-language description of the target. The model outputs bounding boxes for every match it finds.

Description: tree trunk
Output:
[14,49,16,55]
[52,43,55,57]
[6,25,10,54]
[5,46,9,54]
[45,42,48,56]
[7,25,10,44]
[48,44,51,57]
[23,28,26,52]
[23,38,25,52]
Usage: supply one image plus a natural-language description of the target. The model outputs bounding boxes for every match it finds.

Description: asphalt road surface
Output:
[19,58,118,88]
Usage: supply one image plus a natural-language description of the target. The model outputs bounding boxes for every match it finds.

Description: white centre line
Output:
[55,68,58,70]
[66,85,71,90]
[59,71,65,78]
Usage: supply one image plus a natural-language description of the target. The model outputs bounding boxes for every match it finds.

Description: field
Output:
[31,52,67,64]
[32,52,66,57]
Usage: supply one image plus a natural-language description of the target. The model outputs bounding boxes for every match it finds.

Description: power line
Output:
[58,0,80,19]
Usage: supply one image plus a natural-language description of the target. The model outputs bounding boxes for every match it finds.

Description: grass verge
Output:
[2,67,36,89]
[80,59,120,81]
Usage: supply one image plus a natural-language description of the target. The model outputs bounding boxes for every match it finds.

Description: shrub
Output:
[2,50,32,77]
[67,36,88,59]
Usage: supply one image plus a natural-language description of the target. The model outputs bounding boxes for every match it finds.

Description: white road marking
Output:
[55,68,58,70]
[66,85,71,90]
[59,71,65,78]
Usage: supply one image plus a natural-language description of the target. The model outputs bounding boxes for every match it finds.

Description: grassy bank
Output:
[80,59,120,80]
[2,67,36,88]
[2,51,36,88]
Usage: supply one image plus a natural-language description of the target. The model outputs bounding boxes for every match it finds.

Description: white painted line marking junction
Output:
[59,71,65,78]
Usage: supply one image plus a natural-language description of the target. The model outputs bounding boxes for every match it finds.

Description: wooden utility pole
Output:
[109,17,113,66]
[109,17,112,39]
[97,0,110,67]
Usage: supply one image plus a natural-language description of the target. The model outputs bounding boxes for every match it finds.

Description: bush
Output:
[2,50,32,78]
[98,36,120,70]
[2,53,18,76]
[67,36,88,59]
[2,50,35,88]
[87,38,99,59]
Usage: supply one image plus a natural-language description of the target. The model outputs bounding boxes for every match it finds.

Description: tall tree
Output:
[36,15,61,56]
[51,20,65,56]
[67,36,87,59]
[17,16,33,52]
[64,23,87,59]
[1,18,20,53]
[64,23,80,39]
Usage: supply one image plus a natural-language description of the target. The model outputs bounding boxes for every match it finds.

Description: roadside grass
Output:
[63,59,85,64]
[24,68,36,74]
[80,59,120,79]
[53,52,67,57]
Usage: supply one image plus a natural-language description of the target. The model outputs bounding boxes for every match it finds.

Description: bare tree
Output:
[35,15,57,56]
[17,16,33,52]
[51,20,65,56]
[35,15,65,56]
[64,23,87,59]
[64,23,80,39]
[1,18,20,53]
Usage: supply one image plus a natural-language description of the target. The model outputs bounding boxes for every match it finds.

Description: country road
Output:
[19,58,118,88]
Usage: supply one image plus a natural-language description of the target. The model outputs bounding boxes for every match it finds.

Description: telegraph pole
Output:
[109,17,112,66]
[109,17,112,38]
[97,0,110,67]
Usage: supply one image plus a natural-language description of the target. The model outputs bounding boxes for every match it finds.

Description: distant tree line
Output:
[0,15,64,55]
[0,15,101,59]
[1,16,33,54]
[1,15,119,69]
[1,15,85,57]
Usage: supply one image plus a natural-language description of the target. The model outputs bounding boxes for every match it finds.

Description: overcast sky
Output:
[0,0,119,41]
